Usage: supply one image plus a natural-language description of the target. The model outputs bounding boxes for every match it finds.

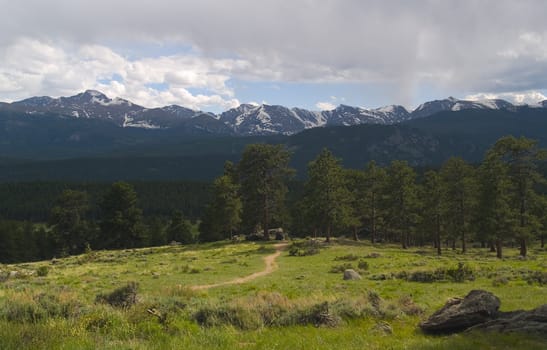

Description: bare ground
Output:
[190,242,288,290]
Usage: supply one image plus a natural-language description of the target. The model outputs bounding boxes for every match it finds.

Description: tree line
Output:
[0,182,195,263]
[1,135,545,263]
[200,136,547,258]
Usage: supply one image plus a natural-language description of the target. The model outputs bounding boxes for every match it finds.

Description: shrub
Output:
[525,271,547,285]
[194,305,263,330]
[401,263,474,283]
[293,302,341,327]
[398,295,424,316]
[334,254,360,261]
[329,263,353,273]
[96,282,138,309]
[288,240,321,256]
[36,266,49,277]
[357,260,369,271]
[492,276,509,287]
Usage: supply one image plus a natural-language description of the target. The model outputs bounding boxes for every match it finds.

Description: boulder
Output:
[420,290,500,334]
[343,269,362,280]
[468,304,547,337]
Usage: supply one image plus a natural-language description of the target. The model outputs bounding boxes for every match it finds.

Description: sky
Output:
[1,0,547,113]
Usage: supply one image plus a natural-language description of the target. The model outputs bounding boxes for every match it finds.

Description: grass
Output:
[0,239,545,349]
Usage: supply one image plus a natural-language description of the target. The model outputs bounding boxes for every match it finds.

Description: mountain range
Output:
[2,90,543,136]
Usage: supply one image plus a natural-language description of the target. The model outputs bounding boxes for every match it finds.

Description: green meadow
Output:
[0,239,545,349]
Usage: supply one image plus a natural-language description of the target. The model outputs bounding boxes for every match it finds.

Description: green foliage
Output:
[166,211,193,244]
[288,239,321,256]
[98,182,144,249]
[199,169,242,242]
[382,160,420,249]
[36,266,49,277]
[303,149,354,242]
[49,189,91,255]
[400,263,475,283]
[238,144,293,237]
[440,157,476,253]
[95,282,139,309]
[329,263,353,273]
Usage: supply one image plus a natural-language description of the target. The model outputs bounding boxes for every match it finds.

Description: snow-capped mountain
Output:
[1,90,537,136]
[410,97,515,119]
[13,90,143,124]
[323,104,410,126]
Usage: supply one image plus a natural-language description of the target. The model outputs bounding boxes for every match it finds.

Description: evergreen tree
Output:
[362,161,387,243]
[199,172,242,242]
[303,149,353,242]
[344,169,366,241]
[421,170,443,255]
[238,144,293,239]
[98,182,144,249]
[489,136,546,257]
[440,157,476,253]
[475,152,517,258]
[166,211,193,244]
[49,189,90,255]
[382,160,419,249]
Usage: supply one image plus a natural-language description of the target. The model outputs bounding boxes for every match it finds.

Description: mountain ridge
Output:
[3,90,544,136]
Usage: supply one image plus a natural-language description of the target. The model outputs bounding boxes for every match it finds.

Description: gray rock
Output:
[343,269,362,280]
[468,304,547,337]
[420,290,500,334]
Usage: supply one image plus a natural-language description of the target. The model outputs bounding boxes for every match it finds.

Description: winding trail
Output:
[190,242,288,291]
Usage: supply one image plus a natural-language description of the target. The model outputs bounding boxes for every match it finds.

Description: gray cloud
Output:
[1,0,547,107]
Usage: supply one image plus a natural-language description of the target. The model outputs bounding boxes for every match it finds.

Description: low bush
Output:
[357,260,369,271]
[399,263,475,283]
[95,282,138,309]
[524,271,547,285]
[36,266,49,277]
[334,254,360,261]
[288,240,321,256]
[329,263,353,273]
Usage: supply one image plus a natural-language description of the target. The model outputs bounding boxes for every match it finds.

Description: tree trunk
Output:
[326,224,331,243]
[541,235,545,248]
[519,238,527,257]
[480,241,486,248]
[402,232,407,249]
[352,227,359,241]
[263,194,269,241]
[436,214,441,255]
[461,231,466,253]
[451,240,456,250]
[496,240,503,259]
[371,201,376,244]
[489,241,496,252]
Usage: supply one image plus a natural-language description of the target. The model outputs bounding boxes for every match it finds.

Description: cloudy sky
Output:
[1,0,547,112]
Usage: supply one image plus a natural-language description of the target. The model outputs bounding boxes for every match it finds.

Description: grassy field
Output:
[0,239,545,349]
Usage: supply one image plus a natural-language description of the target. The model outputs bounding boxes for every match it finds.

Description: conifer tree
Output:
[383,160,419,249]
[440,157,476,253]
[421,170,443,255]
[238,144,293,239]
[303,149,352,242]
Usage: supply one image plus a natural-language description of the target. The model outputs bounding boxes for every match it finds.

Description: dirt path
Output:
[190,242,288,291]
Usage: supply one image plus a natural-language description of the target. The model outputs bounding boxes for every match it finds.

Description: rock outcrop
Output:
[343,269,362,280]
[420,290,500,333]
[468,304,547,337]
[420,290,547,337]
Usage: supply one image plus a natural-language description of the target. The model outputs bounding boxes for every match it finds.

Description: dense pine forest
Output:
[1,135,546,263]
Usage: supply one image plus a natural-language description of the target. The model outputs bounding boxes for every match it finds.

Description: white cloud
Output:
[0,38,242,110]
[1,1,547,107]
[465,90,547,105]
[316,101,336,111]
